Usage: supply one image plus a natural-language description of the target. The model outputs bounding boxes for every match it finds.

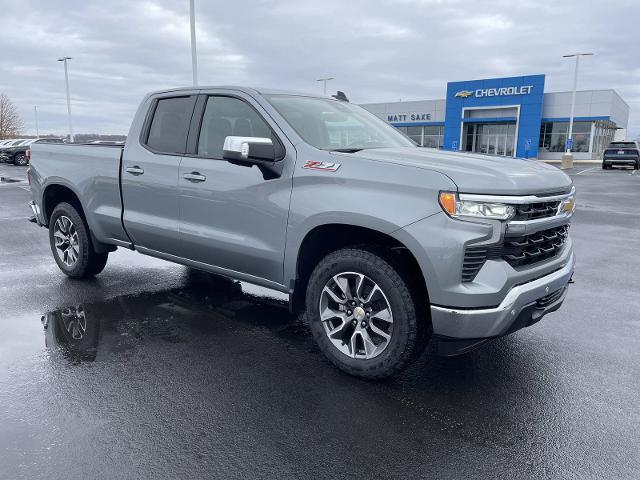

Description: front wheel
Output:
[49,202,109,279]
[305,248,427,379]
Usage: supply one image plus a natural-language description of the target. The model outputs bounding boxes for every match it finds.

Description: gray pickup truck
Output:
[28,86,576,378]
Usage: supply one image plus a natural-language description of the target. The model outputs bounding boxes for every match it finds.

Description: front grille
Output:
[462,225,569,282]
[512,201,560,221]
[461,247,488,282]
[502,225,569,267]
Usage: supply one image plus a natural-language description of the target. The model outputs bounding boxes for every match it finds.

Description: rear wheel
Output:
[14,153,27,166]
[49,202,109,279]
[602,162,609,170]
[305,247,427,379]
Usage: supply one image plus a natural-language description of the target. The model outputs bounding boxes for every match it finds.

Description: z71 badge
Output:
[303,160,341,172]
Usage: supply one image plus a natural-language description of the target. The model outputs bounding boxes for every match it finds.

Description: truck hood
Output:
[345,148,572,195]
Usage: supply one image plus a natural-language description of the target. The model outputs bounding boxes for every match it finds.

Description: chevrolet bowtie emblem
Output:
[455,90,474,98]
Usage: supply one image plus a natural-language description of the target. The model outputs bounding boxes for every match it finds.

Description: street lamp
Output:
[562,52,594,155]
[34,106,39,138]
[316,77,334,96]
[57,57,74,143]
[189,0,198,86]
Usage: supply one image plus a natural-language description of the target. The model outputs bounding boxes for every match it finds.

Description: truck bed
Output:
[30,143,129,246]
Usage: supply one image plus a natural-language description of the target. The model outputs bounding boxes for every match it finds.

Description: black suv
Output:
[2,138,63,166]
[602,141,640,170]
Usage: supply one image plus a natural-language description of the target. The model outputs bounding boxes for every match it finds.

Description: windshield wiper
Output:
[330,148,364,153]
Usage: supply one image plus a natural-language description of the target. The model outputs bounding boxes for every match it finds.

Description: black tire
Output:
[602,162,609,170]
[14,152,27,166]
[49,202,109,279]
[305,247,428,379]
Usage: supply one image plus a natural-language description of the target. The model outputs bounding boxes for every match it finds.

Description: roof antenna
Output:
[332,91,349,102]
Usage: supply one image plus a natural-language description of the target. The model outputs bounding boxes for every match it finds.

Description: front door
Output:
[177,93,294,285]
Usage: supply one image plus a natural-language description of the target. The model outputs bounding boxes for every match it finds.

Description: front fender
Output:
[282,146,457,285]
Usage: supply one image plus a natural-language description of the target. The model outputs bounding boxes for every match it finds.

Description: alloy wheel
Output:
[319,272,394,359]
[53,216,80,267]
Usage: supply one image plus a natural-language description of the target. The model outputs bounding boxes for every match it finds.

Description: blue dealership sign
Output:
[443,75,546,158]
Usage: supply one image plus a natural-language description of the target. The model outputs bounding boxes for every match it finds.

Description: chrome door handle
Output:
[183,172,206,182]
[126,166,144,175]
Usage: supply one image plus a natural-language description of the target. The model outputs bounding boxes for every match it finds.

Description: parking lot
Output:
[1,162,639,479]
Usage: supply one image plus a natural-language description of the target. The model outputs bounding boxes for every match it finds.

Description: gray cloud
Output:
[1,0,638,138]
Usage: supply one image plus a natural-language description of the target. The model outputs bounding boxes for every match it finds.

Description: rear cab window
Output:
[145,96,196,154]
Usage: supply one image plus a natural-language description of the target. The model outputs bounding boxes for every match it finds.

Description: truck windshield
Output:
[265,95,416,151]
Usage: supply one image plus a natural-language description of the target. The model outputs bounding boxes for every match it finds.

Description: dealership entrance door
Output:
[463,123,517,157]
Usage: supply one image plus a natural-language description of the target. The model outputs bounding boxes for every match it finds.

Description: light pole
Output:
[189,0,198,86]
[563,52,593,154]
[316,77,334,96]
[57,57,74,143]
[34,106,39,138]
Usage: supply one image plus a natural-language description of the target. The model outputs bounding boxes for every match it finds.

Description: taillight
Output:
[25,148,31,161]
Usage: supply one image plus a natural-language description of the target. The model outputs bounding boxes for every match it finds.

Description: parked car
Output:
[602,141,640,169]
[0,139,27,162]
[28,86,576,379]
[5,138,64,166]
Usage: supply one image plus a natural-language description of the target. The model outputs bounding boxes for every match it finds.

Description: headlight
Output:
[439,192,515,221]
[558,195,576,215]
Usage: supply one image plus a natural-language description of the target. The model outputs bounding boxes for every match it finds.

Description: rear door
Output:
[177,91,294,285]
[121,93,197,254]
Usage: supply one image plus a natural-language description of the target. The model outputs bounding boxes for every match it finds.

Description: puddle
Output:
[40,270,309,364]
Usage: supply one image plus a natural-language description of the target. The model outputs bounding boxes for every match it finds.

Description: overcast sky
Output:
[1,0,638,138]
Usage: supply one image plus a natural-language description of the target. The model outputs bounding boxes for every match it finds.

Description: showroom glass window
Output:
[539,121,591,153]
[393,125,443,148]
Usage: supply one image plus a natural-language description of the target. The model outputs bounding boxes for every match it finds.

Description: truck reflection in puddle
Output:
[41,270,304,364]
[42,305,98,362]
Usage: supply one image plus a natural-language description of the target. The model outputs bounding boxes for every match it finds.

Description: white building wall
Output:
[362,99,446,123]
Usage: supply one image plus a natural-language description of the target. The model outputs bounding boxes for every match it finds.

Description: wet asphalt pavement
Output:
[0,163,639,479]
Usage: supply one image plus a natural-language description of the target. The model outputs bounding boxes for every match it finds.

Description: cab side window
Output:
[146,96,195,154]
[197,96,273,158]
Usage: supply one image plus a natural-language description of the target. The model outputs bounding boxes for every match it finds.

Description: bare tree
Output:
[0,93,23,139]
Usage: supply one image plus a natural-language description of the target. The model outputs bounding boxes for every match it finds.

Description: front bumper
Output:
[430,251,575,343]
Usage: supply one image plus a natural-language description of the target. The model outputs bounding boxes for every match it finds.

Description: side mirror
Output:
[222,136,275,162]
[222,136,283,180]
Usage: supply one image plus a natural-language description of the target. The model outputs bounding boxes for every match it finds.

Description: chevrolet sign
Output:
[454,85,533,99]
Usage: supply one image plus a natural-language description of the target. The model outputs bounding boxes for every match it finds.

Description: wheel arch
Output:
[42,183,115,254]
[289,223,430,322]
[42,183,84,226]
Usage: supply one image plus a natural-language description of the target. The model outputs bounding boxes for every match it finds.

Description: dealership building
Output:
[361,74,630,161]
